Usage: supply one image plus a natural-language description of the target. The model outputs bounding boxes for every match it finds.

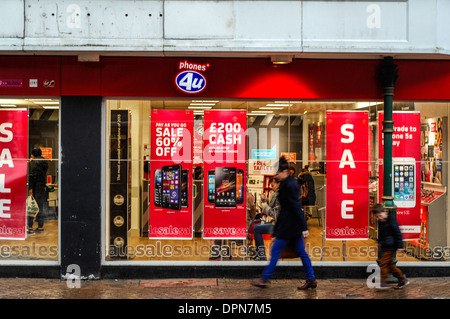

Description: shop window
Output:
[105,100,450,263]
[0,99,59,262]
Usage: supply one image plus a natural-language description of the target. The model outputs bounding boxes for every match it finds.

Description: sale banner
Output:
[203,110,247,239]
[149,110,193,239]
[378,111,421,240]
[326,111,369,240]
[0,110,28,240]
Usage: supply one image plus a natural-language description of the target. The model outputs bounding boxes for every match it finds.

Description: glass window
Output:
[0,98,59,262]
[105,100,449,263]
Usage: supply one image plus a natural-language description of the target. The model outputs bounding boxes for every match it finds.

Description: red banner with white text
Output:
[149,110,193,239]
[378,112,421,240]
[326,111,369,240]
[203,110,247,239]
[0,110,28,240]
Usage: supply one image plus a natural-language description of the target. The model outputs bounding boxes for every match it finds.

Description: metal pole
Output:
[380,56,398,211]
[378,56,399,266]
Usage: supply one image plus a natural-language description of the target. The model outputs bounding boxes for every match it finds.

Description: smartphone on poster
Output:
[392,157,416,208]
[236,169,244,205]
[181,169,189,208]
[207,170,215,204]
[162,164,182,210]
[154,169,162,207]
[215,167,236,209]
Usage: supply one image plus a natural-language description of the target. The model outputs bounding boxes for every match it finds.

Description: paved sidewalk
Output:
[0,277,449,300]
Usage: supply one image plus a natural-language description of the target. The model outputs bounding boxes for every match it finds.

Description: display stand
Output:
[405,182,447,260]
[263,175,274,198]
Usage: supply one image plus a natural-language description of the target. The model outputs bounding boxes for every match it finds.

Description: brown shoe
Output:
[251,278,270,288]
[298,279,317,290]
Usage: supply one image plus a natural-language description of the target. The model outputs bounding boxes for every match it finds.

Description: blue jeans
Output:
[253,223,274,257]
[261,237,315,280]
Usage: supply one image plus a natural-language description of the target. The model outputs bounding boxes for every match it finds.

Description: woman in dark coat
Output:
[252,157,317,290]
[298,166,316,206]
[28,148,49,233]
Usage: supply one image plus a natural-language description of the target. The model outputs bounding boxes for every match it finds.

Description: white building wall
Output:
[0,0,448,59]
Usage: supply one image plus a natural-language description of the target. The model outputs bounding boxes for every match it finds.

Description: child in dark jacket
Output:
[372,203,409,289]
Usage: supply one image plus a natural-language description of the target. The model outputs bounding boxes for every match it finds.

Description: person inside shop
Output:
[372,203,409,289]
[27,147,49,234]
[246,188,257,229]
[251,156,317,290]
[289,165,296,178]
[252,177,280,261]
[298,165,316,206]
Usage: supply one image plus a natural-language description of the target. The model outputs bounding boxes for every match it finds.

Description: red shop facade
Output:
[1,55,450,279]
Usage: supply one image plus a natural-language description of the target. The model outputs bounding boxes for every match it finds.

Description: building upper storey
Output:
[0,0,449,60]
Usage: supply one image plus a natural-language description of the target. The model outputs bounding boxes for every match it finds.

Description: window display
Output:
[105,100,450,263]
[0,99,59,261]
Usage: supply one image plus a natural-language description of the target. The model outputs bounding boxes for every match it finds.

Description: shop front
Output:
[1,56,450,279]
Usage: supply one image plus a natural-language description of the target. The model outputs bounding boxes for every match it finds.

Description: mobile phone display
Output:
[207,170,215,204]
[215,167,236,209]
[236,169,244,205]
[393,159,416,208]
[154,169,162,207]
[181,169,189,208]
[162,164,182,210]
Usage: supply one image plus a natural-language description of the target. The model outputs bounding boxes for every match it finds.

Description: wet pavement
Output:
[0,276,449,300]
[1,277,449,317]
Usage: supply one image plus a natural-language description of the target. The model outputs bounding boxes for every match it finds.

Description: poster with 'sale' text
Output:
[203,110,247,239]
[0,110,28,240]
[326,111,369,240]
[149,110,193,239]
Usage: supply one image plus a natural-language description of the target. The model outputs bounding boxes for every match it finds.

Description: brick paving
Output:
[0,277,449,300]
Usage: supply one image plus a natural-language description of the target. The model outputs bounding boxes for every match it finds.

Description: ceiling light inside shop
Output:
[189,103,216,106]
[265,103,292,107]
[42,105,59,109]
[355,102,383,109]
[188,106,212,109]
[260,107,285,110]
[33,101,59,105]
[250,110,273,114]
[1,104,16,107]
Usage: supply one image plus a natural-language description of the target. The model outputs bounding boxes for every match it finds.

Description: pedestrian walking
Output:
[251,156,317,290]
[372,203,410,289]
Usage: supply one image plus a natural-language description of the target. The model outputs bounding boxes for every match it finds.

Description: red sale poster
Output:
[326,111,369,240]
[203,110,247,239]
[0,110,28,240]
[378,111,421,240]
[149,110,193,239]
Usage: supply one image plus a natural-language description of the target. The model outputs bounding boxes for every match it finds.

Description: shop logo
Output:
[0,79,22,88]
[43,80,55,88]
[175,61,209,94]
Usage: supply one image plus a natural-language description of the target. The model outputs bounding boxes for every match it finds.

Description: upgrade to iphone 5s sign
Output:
[326,111,369,240]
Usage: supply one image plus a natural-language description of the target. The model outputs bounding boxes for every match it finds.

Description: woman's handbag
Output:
[280,240,298,259]
[26,195,39,218]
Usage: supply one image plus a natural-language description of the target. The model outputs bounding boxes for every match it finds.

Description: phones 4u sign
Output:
[175,61,209,94]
